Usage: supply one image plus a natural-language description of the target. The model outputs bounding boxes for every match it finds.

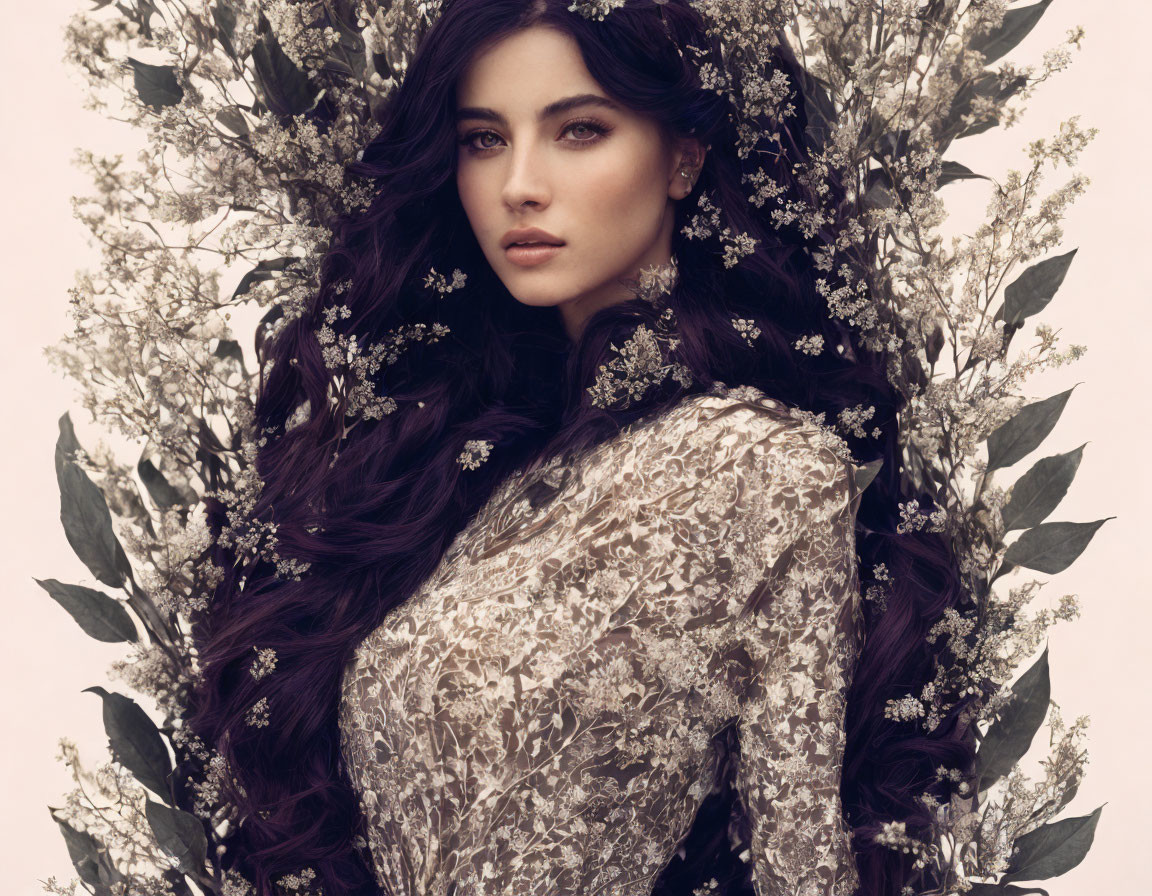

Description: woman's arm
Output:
[580,395,864,892]
[728,445,863,896]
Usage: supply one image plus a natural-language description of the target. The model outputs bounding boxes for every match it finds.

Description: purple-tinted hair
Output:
[186,2,977,894]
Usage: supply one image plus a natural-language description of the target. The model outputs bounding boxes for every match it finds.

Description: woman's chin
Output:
[500,277,580,310]
[507,290,569,310]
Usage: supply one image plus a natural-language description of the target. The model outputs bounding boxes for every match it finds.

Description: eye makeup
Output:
[457,118,613,155]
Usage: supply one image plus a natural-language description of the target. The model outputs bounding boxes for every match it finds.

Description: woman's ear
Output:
[669,137,709,199]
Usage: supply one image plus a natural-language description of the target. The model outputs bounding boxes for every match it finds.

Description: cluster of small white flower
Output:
[731,317,762,346]
[249,646,279,681]
[837,402,881,439]
[793,333,825,356]
[263,0,342,74]
[884,694,926,722]
[423,265,468,295]
[896,499,949,534]
[874,819,936,869]
[275,866,322,895]
[864,561,892,610]
[679,191,762,268]
[316,319,450,421]
[567,0,628,22]
[457,438,494,471]
[625,256,680,305]
[245,696,270,728]
[586,315,695,410]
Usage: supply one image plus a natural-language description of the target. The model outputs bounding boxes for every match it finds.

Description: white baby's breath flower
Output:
[885,695,926,722]
[567,0,627,21]
[626,256,680,304]
[423,266,468,295]
[837,403,878,439]
[458,439,494,471]
[250,647,278,681]
[245,696,270,728]
[793,333,825,356]
[731,317,761,346]
[586,320,694,410]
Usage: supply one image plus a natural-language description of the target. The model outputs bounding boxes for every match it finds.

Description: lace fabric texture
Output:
[338,386,865,896]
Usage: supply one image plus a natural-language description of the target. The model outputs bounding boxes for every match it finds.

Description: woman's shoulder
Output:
[646,383,857,476]
[583,383,859,516]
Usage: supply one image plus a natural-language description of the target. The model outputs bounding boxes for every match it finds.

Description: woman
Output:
[189,2,976,895]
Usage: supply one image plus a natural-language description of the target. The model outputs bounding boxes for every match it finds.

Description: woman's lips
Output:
[505,242,564,267]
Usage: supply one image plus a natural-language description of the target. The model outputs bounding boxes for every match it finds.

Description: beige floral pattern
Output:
[339,385,865,896]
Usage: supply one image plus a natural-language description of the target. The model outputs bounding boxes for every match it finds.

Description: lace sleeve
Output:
[727,438,863,896]
[583,396,864,895]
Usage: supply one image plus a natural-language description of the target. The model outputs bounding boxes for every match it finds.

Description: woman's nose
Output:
[501,145,552,211]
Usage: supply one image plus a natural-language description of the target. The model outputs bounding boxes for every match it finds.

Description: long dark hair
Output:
[186,2,977,894]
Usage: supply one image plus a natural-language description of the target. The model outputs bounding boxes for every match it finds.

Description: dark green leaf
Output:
[965,885,1049,896]
[852,458,883,494]
[212,0,238,58]
[1002,444,1086,531]
[1003,250,1078,327]
[943,72,1028,146]
[34,578,137,642]
[795,68,836,155]
[875,130,911,162]
[986,388,1077,471]
[212,0,236,39]
[938,160,990,187]
[251,14,320,118]
[1004,806,1104,882]
[991,559,1016,583]
[49,808,125,894]
[145,799,208,873]
[372,51,394,80]
[126,57,184,110]
[255,304,286,358]
[124,0,158,40]
[1003,519,1112,574]
[215,106,249,136]
[977,648,1051,792]
[971,0,1054,65]
[862,181,895,210]
[54,412,82,479]
[84,687,172,799]
[925,324,945,365]
[56,448,132,588]
[213,337,246,369]
[137,457,185,510]
[321,55,356,77]
[232,256,295,301]
[51,811,102,886]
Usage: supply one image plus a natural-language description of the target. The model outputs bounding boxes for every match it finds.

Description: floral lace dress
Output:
[338,384,866,896]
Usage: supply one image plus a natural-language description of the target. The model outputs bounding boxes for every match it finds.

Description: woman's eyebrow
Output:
[455,93,620,125]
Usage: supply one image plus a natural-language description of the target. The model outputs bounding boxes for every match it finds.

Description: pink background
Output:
[4,1,1148,889]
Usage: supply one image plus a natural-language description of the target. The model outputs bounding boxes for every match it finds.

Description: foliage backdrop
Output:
[4,0,1142,889]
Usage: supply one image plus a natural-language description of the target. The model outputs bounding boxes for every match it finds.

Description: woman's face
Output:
[454,25,704,341]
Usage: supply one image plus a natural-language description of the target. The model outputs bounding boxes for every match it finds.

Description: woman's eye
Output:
[457,131,500,152]
[561,119,611,144]
[457,119,610,154]
[565,121,604,141]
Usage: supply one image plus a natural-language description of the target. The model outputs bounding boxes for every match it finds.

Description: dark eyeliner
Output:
[457,117,613,154]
